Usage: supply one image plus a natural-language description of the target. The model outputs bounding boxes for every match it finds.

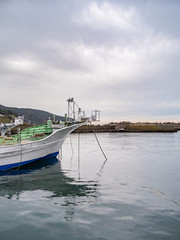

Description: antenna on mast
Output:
[67,98,100,123]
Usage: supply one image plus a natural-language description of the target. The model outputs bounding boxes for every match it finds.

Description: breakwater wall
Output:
[73,122,179,133]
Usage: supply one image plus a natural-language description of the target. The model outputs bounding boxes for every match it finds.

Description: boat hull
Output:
[0,123,83,171]
[0,152,59,171]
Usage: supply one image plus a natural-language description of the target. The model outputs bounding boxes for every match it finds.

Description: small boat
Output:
[0,115,24,136]
[0,99,100,171]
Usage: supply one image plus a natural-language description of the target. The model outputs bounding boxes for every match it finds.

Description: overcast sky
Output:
[0,0,180,122]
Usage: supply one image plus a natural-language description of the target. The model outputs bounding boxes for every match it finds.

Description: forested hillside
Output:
[0,104,65,124]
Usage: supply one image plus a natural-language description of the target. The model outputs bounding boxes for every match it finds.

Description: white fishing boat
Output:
[0,122,84,171]
[0,99,100,171]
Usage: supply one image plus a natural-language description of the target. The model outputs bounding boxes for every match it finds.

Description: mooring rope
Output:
[69,135,74,155]
[17,128,22,171]
[88,121,107,161]
[142,186,180,206]
[78,133,80,179]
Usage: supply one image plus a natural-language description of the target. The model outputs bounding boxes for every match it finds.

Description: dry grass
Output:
[0,116,11,123]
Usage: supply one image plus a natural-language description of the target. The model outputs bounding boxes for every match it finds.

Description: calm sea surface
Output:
[0,132,180,240]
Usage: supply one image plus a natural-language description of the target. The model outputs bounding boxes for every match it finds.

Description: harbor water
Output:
[0,132,180,240]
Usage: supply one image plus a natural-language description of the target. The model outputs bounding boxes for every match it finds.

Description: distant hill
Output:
[0,104,65,124]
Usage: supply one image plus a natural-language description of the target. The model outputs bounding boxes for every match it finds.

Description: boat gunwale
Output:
[0,122,86,151]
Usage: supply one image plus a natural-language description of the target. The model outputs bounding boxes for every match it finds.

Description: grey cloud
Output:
[0,0,180,122]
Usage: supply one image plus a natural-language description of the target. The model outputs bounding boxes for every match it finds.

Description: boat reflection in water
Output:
[0,157,99,222]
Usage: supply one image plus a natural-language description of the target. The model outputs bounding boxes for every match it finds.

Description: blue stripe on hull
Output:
[0,151,59,171]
